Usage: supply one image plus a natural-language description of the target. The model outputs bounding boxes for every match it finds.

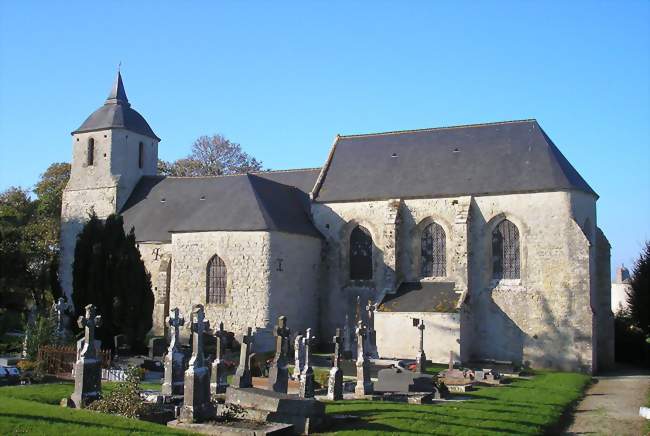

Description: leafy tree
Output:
[159,134,264,176]
[627,241,649,338]
[72,213,153,351]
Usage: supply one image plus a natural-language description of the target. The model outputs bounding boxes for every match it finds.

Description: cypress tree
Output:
[72,213,153,352]
[627,241,649,338]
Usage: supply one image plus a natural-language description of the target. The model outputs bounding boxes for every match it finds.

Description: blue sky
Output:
[0,1,648,273]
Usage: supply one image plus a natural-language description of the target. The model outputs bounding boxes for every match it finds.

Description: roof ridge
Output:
[338,119,538,139]
[160,168,322,180]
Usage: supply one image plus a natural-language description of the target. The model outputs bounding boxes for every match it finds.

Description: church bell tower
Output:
[59,71,160,303]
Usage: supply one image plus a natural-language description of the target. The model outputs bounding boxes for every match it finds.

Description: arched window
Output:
[206,255,227,304]
[87,138,95,166]
[138,142,144,169]
[421,222,446,277]
[350,225,372,280]
[492,219,520,280]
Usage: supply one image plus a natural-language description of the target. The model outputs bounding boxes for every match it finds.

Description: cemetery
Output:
[0,300,592,435]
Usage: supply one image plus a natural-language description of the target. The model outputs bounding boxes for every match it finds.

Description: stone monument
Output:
[179,304,213,423]
[70,304,102,408]
[162,307,185,396]
[53,297,67,340]
[414,318,427,373]
[342,313,352,359]
[231,327,253,388]
[365,301,378,358]
[299,328,316,399]
[354,320,373,398]
[267,316,291,393]
[210,321,229,395]
[293,332,304,382]
[327,328,344,401]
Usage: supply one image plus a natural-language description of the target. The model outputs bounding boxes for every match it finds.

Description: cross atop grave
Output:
[214,321,227,359]
[413,318,427,373]
[273,316,291,359]
[332,328,343,368]
[166,307,185,352]
[188,304,209,368]
[78,304,102,359]
[232,327,253,388]
[303,328,316,368]
[53,297,66,335]
[354,319,373,397]
[365,301,376,325]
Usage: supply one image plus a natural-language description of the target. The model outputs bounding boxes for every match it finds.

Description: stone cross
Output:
[414,319,427,373]
[162,307,185,396]
[211,321,229,394]
[299,328,316,398]
[354,320,373,397]
[327,328,344,400]
[365,300,378,358]
[293,333,305,382]
[179,304,213,423]
[232,327,253,388]
[53,297,66,336]
[268,316,291,393]
[78,304,102,359]
[188,304,210,368]
[70,304,102,408]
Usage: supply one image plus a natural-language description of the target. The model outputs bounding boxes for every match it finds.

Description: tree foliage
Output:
[627,241,649,338]
[0,162,70,311]
[72,213,153,351]
[159,134,264,176]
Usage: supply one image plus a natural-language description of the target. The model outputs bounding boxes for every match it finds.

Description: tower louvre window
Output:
[206,255,227,304]
[87,138,95,166]
[138,142,144,169]
[421,222,446,277]
[492,219,520,280]
[350,225,372,280]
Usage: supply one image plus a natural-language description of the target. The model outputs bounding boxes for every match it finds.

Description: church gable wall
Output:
[137,242,172,336]
[169,231,272,345]
[267,232,321,338]
[313,190,597,372]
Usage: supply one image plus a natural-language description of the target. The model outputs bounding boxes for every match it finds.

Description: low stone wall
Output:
[375,311,460,364]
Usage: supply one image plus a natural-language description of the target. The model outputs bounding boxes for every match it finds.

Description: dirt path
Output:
[563,371,650,436]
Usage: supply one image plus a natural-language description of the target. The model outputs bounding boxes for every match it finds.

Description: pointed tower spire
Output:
[106,69,130,106]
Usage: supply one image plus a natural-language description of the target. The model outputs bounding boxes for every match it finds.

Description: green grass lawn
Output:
[0,371,590,435]
[322,371,591,435]
[0,381,188,435]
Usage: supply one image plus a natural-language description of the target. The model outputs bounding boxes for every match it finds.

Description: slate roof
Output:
[378,281,460,313]
[120,169,321,242]
[313,120,596,202]
[72,72,160,141]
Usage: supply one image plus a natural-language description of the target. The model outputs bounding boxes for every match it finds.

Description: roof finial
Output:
[118,61,121,72]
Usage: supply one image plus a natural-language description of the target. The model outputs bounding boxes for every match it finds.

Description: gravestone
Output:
[179,304,213,423]
[148,337,166,358]
[53,297,68,341]
[162,308,185,396]
[327,328,344,400]
[267,316,291,393]
[210,321,229,395]
[365,301,378,358]
[114,334,131,358]
[231,327,253,388]
[413,318,427,373]
[70,304,102,408]
[293,333,304,382]
[299,328,316,399]
[354,320,373,398]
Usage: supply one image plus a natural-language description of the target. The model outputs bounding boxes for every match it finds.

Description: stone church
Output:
[60,72,614,373]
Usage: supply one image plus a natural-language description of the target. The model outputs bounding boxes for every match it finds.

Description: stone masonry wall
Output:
[137,242,172,336]
[313,190,599,372]
[169,231,273,350]
[267,232,322,339]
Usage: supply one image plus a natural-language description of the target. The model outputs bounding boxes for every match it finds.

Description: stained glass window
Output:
[207,255,227,304]
[350,225,372,280]
[421,222,446,277]
[492,220,520,280]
